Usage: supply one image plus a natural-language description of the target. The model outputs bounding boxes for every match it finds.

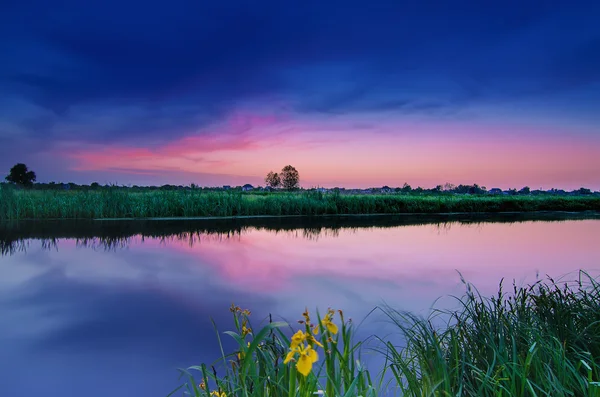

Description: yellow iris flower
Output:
[291,330,323,349]
[321,315,338,335]
[313,309,339,335]
[241,323,252,337]
[290,330,306,349]
[284,344,319,376]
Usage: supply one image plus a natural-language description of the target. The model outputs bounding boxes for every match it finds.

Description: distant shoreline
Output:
[2,187,600,221]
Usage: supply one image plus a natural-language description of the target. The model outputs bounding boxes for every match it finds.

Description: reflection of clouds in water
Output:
[0,260,277,397]
[4,220,600,309]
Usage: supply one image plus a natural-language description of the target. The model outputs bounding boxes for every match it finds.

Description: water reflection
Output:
[0,214,599,397]
[2,212,599,255]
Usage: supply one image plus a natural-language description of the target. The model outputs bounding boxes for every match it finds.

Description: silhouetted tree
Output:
[265,171,281,188]
[444,183,455,192]
[5,163,36,186]
[577,187,592,195]
[453,184,486,194]
[280,165,300,190]
[519,186,531,195]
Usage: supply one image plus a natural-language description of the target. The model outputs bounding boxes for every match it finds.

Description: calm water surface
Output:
[1,216,599,397]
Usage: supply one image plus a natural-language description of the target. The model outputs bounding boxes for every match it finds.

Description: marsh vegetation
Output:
[1,186,599,221]
[175,272,600,397]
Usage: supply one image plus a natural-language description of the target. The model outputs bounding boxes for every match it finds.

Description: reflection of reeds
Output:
[1,187,599,220]
[176,272,600,396]
[1,214,599,256]
[1,239,29,256]
[1,238,59,256]
[76,236,131,252]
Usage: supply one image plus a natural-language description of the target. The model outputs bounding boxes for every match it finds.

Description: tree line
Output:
[3,163,596,196]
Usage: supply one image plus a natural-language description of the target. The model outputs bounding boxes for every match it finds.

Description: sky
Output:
[1,0,599,189]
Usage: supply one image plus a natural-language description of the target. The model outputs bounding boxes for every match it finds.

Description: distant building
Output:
[242,184,254,191]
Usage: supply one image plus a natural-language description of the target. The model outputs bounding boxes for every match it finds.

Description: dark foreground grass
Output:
[174,272,600,397]
[1,186,599,220]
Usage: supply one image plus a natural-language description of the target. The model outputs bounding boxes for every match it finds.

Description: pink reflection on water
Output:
[132,220,600,311]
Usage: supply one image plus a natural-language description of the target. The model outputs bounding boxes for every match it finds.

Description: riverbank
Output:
[1,187,599,220]
[176,272,600,396]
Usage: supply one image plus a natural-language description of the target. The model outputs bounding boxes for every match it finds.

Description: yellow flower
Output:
[291,329,322,349]
[321,314,338,335]
[238,341,251,360]
[284,348,296,364]
[295,345,319,376]
[210,391,226,397]
[284,344,319,376]
[290,330,306,349]
[312,309,339,336]
[241,319,252,337]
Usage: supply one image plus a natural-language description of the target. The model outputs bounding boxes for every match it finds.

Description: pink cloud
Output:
[56,108,600,189]
[62,110,287,174]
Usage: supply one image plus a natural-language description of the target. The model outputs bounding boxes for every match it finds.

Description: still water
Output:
[1,214,599,397]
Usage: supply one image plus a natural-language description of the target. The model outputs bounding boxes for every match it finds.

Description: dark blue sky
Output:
[1,0,599,188]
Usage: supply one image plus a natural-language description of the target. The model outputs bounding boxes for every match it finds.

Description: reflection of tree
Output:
[0,213,595,256]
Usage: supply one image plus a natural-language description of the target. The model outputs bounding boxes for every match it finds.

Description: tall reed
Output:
[1,188,599,220]
[380,271,600,396]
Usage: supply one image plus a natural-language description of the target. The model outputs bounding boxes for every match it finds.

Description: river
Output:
[1,214,599,396]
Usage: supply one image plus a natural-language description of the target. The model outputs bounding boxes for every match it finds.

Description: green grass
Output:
[380,271,600,396]
[175,272,600,396]
[172,306,376,397]
[1,185,599,220]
